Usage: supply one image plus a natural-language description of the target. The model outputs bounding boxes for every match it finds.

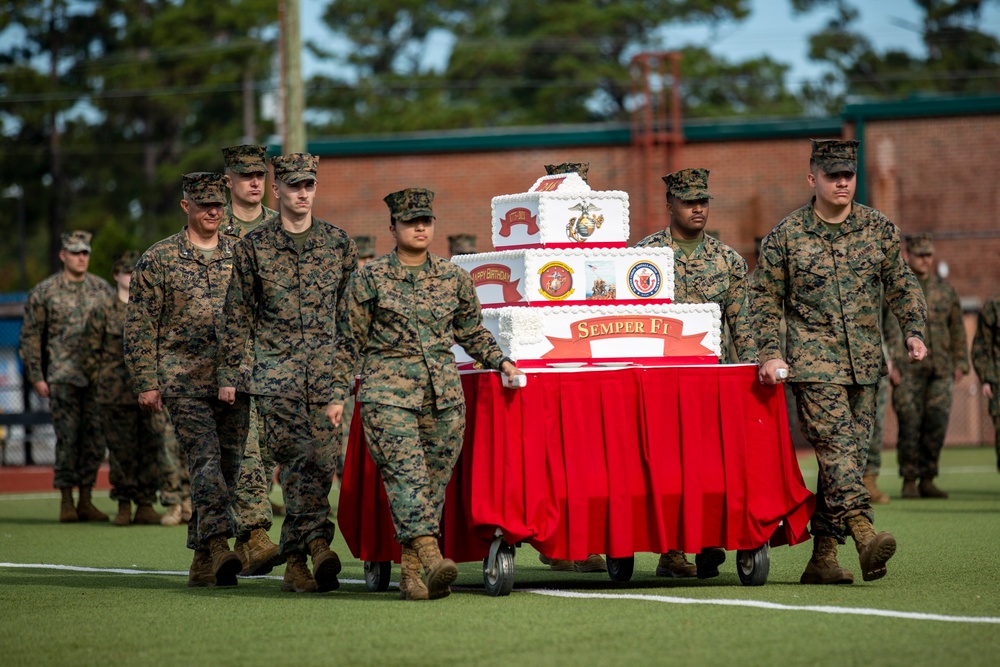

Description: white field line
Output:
[2,561,998,625]
[525,589,1000,624]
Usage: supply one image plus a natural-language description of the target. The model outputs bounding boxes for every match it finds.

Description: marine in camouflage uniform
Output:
[80,250,166,526]
[218,153,357,594]
[751,139,927,585]
[971,292,1000,472]
[220,144,281,574]
[20,230,114,522]
[637,167,757,580]
[329,187,520,601]
[886,234,969,498]
[125,172,249,588]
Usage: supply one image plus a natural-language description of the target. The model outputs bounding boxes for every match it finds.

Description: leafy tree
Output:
[307,0,807,133]
[794,0,1000,115]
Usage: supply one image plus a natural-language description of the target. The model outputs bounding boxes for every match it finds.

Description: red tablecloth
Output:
[337,365,814,564]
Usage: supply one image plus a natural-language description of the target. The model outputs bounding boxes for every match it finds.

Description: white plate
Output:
[593,362,632,367]
[548,362,585,368]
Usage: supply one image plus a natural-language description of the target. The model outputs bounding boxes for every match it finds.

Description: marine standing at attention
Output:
[20,230,114,523]
[637,167,757,580]
[751,139,927,585]
[327,187,522,601]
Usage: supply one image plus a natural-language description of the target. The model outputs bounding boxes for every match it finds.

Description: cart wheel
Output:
[483,543,515,597]
[736,544,770,586]
[606,556,634,583]
[363,560,392,592]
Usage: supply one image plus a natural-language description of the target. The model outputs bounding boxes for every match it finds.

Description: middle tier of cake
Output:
[452,246,676,306]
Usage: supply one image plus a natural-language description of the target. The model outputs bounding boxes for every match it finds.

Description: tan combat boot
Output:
[281,551,318,593]
[58,488,78,523]
[412,535,458,600]
[538,553,574,571]
[188,548,215,587]
[901,478,919,498]
[132,503,162,525]
[180,498,193,522]
[919,478,948,498]
[207,535,241,587]
[160,504,183,526]
[655,550,697,578]
[863,474,890,505]
[76,487,109,522]
[308,537,342,592]
[574,554,608,573]
[800,536,854,585]
[113,500,132,526]
[399,543,429,601]
[846,515,896,582]
[234,528,281,576]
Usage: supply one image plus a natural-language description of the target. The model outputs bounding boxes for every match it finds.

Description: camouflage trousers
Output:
[49,383,106,489]
[157,409,190,507]
[101,403,165,505]
[865,375,891,476]
[989,394,1000,470]
[164,395,249,550]
[257,396,339,555]
[360,400,465,542]
[231,398,276,538]
[892,368,953,481]
[792,382,877,542]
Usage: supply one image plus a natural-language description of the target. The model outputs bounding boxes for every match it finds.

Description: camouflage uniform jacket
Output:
[972,293,1000,386]
[636,229,757,363]
[81,295,135,404]
[124,228,237,397]
[751,199,926,384]
[886,274,968,377]
[220,203,277,240]
[331,251,506,410]
[218,216,358,401]
[20,272,113,387]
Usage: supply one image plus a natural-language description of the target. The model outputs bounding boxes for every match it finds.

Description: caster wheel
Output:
[483,542,515,596]
[364,560,392,592]
[737,544,770,586]
[606,556,634,583]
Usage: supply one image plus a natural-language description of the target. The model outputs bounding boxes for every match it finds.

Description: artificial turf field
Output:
[1,446,998,667]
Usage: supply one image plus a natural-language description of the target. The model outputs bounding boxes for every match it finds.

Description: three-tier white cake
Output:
[451,172,721,368]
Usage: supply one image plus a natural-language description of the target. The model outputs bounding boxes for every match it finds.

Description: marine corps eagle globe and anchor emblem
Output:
[565,201,604,242]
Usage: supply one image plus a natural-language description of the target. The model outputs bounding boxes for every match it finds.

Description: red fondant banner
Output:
[469,264,524,303]
[542,315,713,359]
[498,207,539,237]
[532,176,566,192]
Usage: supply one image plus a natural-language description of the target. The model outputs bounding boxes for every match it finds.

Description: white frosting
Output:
[490,187,630,248]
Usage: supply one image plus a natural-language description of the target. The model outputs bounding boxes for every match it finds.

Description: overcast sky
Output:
[301,0,1000,90]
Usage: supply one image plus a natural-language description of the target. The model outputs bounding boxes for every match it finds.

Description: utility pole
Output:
[280,0,305,153]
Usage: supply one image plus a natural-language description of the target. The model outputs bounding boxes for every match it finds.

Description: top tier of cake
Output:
[491,172,629,249]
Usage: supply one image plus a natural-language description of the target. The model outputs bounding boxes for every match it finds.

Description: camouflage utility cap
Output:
[662,168,713,201]
[811,139,858,174]
[222,144,268,174]
[272,153,318,184]
[448,234,477,255]
[545,162,589,183]
[113,249,141,274]
[355,235,376,258]
[385,188,435,222]
[183,172,227,205]
[62,230,93,253]
[906,233,934,256]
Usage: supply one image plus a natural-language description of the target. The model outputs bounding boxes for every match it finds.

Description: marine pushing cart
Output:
[337,364,814,596]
